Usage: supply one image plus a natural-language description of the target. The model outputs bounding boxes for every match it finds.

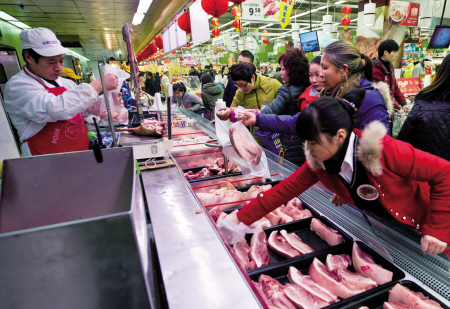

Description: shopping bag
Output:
[223,121,270,179]
[98,64,131,125]
[254,129,284,155]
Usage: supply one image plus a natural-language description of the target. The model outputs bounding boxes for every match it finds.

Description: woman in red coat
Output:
[220,88,450,255]
[297,55,323,111]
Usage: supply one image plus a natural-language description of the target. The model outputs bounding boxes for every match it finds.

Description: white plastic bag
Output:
[98,64,130,125]
[223,121,270,179]
[217,212,263,245]
[215,99,232,147]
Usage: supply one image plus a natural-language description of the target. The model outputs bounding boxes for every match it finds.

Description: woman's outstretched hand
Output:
[238,111,257,126]
[216,107,231,121]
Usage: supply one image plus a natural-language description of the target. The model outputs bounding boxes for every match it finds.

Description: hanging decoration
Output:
[172,51,176,54]
[178,11,191,33]
[211,18,220,38]
[201,0,228,38]
[262,30,269,46]
[154,35,163,49]
[230,0,246,5]
[341,7,351,30]
[231,6,242,33]
[149,42,157,55]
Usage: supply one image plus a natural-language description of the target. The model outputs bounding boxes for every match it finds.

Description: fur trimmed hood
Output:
[305,121,387,176]
[373,81,394,115]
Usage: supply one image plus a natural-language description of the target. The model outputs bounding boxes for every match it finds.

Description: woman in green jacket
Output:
[216,62,282,143]
[200,74,223,120]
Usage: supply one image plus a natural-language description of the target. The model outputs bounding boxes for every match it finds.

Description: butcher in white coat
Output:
[4,27,118,156]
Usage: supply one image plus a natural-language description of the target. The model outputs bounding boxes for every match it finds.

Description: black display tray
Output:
[248,241,405,308]
[182,165,242,183]
[130,113,158,127]
[243,216,352,270]
[326,280,449,309]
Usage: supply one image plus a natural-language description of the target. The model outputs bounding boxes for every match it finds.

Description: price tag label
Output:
[242,0,264,21]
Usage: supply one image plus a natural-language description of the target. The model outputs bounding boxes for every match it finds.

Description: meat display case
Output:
[141,107,450,308]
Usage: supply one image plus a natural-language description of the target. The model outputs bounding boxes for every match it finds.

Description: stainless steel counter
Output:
[141,165,262,309]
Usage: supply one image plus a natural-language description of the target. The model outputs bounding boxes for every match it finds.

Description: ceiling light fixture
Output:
[137,0,154,14]
[66,49,90,62]
[0,11,18,21]
[334,1,346,4]
[259,23,274,29]
[9,21,30,29]
[132,12,145,25]
[363,0,376,25]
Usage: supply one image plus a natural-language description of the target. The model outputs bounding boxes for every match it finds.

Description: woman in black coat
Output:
[145,72,160,96]
[397,53,450,161]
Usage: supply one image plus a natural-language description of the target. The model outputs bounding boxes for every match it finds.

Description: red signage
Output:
[389,1,420,26]
[397,78,421,96]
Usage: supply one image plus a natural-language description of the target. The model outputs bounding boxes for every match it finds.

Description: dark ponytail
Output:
[297,88,366,144]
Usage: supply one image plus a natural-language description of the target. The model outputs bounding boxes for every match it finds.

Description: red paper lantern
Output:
[232,19,241,30]
[211,17,220,26]
[262,30,268,34]
[178,11,191,33]
[201,0,228,18]
[172,51,176,54]
[154,35,163,49]
[149,42,157,55]
[212,28,220,37]
[230,0,246,4]
[341,16,351,27]
[341,7,352,15]
[187,41,192,48]
[231,6,242,17]
[263,38,269,45]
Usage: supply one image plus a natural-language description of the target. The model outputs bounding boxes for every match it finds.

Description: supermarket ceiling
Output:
[0,0,445,61]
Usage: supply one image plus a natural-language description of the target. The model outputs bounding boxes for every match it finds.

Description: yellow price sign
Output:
[170,68,181,75]
[278,0,296,29]
[181,68,189,75]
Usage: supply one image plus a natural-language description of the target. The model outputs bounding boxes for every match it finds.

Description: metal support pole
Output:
[310,0,312,31]
[167,97,172,140]
[98,63,117,147]
[441,0,448,26]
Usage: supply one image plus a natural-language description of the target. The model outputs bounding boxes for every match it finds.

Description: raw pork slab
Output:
[229,124,262,167]
[326,254,352,272]
[333,268,377,291]
[268,231,301,258]
[309,258,366,299]
[310,218,345,246]
[388,283,443,309]
[280,230,314,255]
[352,242,393,285]
[250,230,270,268]
[288,266,339,304]
[383,302,411,309]
[284,283,318,309]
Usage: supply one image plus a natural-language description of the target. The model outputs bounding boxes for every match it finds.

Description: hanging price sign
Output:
[279,0,296,29]
[242,0,266,22]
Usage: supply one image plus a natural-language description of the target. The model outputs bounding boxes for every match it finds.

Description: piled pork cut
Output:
[184,159,241,180]
[254,244,393,309]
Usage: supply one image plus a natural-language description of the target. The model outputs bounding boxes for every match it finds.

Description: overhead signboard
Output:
[242,0,280,23]
[389,1,420,26]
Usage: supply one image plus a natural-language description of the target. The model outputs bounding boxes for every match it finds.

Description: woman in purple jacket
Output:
[239,41,392,136]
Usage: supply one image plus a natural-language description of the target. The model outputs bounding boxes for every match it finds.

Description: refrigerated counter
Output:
[141,108,450,308]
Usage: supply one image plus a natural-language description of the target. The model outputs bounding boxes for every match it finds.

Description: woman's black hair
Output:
[173,82,187,95]
[221,65,228,77]
[296,88,366,144]
[229,62,256,83]
[416,53,450,102]
[200,74,214,85]
[310,55,322,66]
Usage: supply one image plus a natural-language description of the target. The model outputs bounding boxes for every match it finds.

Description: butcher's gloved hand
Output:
[217,212,262,245]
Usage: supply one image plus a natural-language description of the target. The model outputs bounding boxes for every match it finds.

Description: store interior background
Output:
[0,0,448,79]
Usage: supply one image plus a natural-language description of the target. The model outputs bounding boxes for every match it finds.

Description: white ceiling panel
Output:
[1,5,43,12]
[39,7,80,13]
[30,0,77,7]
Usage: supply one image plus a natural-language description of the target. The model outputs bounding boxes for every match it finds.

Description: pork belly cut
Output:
[388,283,443,309]
[309,258,366,299]
[383,302,411,309]
[310,218,345,246]
[352,242,393,285]
[268,231,301,258]
[326,254,352,272]
[284,284,318,309]
[333,268,377,291]
[280,230,314,254]
[250,230,270,267]
[286,197,303,209]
